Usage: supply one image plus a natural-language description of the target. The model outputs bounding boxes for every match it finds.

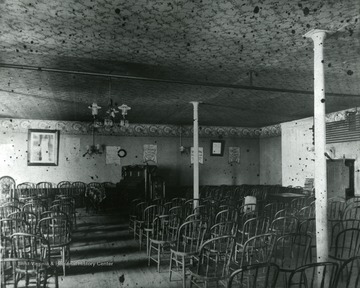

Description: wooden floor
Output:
[59,208,184,288]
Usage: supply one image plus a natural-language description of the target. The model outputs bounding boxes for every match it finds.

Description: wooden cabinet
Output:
[120,165,157,201]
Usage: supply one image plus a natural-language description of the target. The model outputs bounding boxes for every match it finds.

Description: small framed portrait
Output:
[27,129,60,166]
[210,140,225,156]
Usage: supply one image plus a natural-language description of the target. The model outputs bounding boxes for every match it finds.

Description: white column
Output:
[191,101,200,209]
[304,29,329,262]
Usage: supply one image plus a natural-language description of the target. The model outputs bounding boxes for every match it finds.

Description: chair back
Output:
[173,219,207,254]
[288,261,338,288]
[331,228,360,260]
[0,176,16,200]
[271,233,312,272]
[239,233,276,267]
[0,218,31,238]
[38,216,71,247]
[210,221,238,238]
[193,235,235,281]
[333,256,360,288]
[0,203,21,218]
[150,214,174,242]
[270,216,299,236]
[227,262,280,288]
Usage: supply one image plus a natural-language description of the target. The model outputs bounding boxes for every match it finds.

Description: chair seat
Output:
[170,246,198,257]
[189,264,228,281]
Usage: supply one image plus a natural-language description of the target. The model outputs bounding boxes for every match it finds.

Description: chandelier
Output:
[84,78,131,157]
[88,77,131,129]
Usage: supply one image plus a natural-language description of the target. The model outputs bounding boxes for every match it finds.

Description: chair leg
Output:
[139,229,142,250]
[182,255,186,288]
[169,251,175,281]
[62,247,66,276]
[157,244,161,272]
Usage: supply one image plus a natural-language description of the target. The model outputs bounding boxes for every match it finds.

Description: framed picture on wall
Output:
[27,129,60,166]
[210,140,225,156]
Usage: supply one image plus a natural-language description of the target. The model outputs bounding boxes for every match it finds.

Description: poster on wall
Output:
[106,146,121,165]
[229,147,240,164]
[190,147,204,164]
[143,144,157,163]
[65,137,80,159]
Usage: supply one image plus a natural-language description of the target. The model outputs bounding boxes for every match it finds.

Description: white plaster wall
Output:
[281,118,315,187]
[281,117,360,195]
[0,127,260,187]
[259,136,282,185]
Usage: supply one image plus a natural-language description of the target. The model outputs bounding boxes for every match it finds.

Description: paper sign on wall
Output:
[65,137,80,159]
[106,146,121,165]
[143,144,157,163]
[229,147,240,164]
[191,147,203,164]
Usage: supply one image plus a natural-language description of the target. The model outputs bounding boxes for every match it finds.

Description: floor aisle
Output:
[59,209,183,288]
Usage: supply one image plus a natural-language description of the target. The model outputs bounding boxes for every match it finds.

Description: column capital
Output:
[304,29,331,41]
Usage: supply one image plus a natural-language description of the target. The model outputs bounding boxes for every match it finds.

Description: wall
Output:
[259,136,282,185]
[0,118,263,188]
[281,114,360,196]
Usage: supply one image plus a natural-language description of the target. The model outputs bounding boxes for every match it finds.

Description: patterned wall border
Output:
[0,118,282,138]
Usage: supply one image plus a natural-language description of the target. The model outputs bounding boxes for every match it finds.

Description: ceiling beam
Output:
[0,62,359,98]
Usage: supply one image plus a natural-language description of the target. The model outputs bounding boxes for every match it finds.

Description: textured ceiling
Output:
[0,0,359,127]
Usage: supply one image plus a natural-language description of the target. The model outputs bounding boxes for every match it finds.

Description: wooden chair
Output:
[11,232,58,288]
[0,203,21,218]
[8,211,38,234]
[227,262,280,288]
[71,181,87,208]
[269,216,299,236]
[17,182,36,202]
[139,204,161,253]
[235,217,270,261]
[287,261,338,288]
[189,235,236,288]
[333,256,360,288]
[38,216,72,276]
[148,215,175,272]
[329,228,360,266]
[0,176,16,201]
[23,200,48,222]
[128,198,143,235]
[271,233,312,288]
[169,219,207,288]
[235,233,276,269]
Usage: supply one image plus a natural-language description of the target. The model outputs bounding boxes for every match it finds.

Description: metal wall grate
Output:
[326,114,360,144]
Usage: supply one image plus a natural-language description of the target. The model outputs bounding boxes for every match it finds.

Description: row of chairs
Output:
[1,196,75,282]
[129,194,360,288]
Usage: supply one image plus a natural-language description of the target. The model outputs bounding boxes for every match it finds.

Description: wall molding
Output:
[0,118,282,138]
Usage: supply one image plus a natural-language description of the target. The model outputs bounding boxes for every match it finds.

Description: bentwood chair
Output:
[71,181,87,208]
[38,216,72,276]
[227,262,280,288]
[189,235,236,288]
[329,228,360,266]
[17,182,36,202]
[287,261,338,288]
[0,203,21,218]
[269,216,299,236]
[235,233,276,269]
[8,211,38,234]
[169,219,207,288]
[0,176,16,202]
[148,215,176,272]
[333,256,360,288]
[271,233,312,288]
[11,232,58,288]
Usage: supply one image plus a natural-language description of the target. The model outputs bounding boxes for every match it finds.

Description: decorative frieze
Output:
[0,118,281,138]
